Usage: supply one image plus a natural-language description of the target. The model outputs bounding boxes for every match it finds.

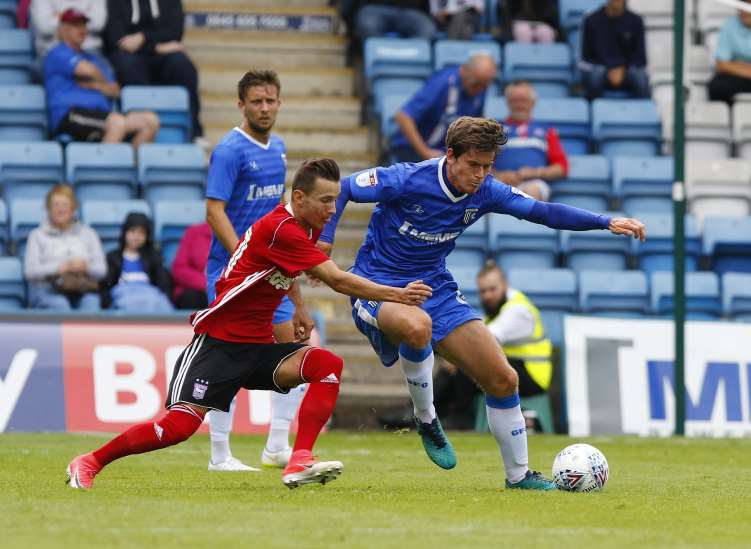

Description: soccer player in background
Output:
[66,159,432,490]
[204,69,304,471]
[319,117,646,489]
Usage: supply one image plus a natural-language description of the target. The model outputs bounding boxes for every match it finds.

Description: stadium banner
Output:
[0,316,280,434]
[184,12,334,33]
[564,316,751,438]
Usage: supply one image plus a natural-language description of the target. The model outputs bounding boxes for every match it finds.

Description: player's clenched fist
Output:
[399,280,433,305]
[608,217,647,242]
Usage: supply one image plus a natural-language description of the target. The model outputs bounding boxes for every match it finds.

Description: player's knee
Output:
[485,366,519,398]
[302,347,344,382]
[159,406,203,445]
[402,315,432,349]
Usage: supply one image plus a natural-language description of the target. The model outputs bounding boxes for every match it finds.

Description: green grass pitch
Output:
[1,432,750,549]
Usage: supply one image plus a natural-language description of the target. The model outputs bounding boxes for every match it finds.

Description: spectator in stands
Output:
[25,184,106,311]
[100,212,173,312]
[492,80,568,201]
[104,0,203,142]
[708,4,751,104]
[429,0,484,41]
[391,53,496,162]
[355,1,436,41]
[579,0,649,100]
[44,8,160,146]
[171,221,210,310]
[499,0,560,43]
[32,0,107,57]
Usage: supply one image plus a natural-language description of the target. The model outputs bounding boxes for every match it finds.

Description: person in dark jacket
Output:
[499,0,560,43]
[100,212,173,311]
[104,0,203,140]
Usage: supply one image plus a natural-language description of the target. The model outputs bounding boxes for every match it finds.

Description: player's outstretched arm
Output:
[608,217,647,242]
[307,260,431,305]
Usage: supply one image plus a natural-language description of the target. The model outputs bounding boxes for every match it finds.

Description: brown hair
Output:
[45,183,78,210]
[237,69,281,101]
[476,259,505,280]
[292,158,341,194]
[446,116,508,158]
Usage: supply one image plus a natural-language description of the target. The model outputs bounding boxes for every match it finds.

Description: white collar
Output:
[437,156,467,203]
[233,127,271,150]
[285,202,313,238]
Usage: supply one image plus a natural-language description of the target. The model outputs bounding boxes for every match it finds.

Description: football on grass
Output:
[552,443,609,492]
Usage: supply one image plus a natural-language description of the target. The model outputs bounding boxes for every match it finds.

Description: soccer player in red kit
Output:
[65,159,432,490]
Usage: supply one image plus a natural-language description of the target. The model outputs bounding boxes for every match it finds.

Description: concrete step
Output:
[199,66,354,98]
[205,126,371,155]
[185,31,345,69]
[201,95,360,130]
[329,343,402,384]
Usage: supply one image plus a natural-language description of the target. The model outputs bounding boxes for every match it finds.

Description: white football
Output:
[552,443,609,492]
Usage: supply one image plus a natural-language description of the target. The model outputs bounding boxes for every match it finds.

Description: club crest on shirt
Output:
[355,169,378,188]
[266,269,295,290]
[463,208,479,224]
[192,379,208,400]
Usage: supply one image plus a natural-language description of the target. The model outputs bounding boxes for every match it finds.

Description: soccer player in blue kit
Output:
[204,69,307,471]
[319,116,646,489]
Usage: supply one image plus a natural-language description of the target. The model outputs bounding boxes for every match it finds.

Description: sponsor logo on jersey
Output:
[247,183,285,201]
[266,269,295,290]
[455,290,468,304]
[511,427,527,436]
[355,169,378,188]
[398,220,460,244]
[320,373,339,384]
[192,379,208,400]
[463,208,478,224]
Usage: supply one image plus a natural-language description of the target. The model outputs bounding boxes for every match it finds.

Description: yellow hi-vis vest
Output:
[485,289,553,390]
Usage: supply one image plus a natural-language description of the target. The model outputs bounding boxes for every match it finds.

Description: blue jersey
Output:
[205,127,286,280]
[320,157,611,285]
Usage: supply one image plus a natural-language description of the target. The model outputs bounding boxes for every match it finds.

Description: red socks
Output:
[292,348,344,453]
[93,404,204,467]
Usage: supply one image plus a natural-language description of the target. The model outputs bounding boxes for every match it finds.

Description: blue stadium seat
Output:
[446,248,486,274]
[507,268,577,311]
[503,42,573,98]
[454,216,487,252]
[0,29,33,84]
[433,40,502,90]
[372,78,422,117]
[380,93,410,146]
[634,214,701,275]
[591,99,661,158]
[702,216,751,275]
[0,198,6,253]
[0,1,16,29]
[0,141,63,202]
[0,256,25,309]
[364,38,432,103]
[81,199,150,252]
[613,156,674,215]
[550,154,610,211]
[9,198,45,257]
[0,85,47,141]
[447,263,481,308]
[559,0,604,59]
[65,143,137,200]
[138,144,206,203]
[579,270,649,316]
[121,86,191,143]
[153,200,204,268]
[560,214,631,272]
[651,271,722,319]
[722,272,751,321]
[488,214,558,271]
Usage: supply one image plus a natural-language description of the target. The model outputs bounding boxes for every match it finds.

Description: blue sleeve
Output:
[402,72,446,122]
[319,165,406,244]
[44,47,78,79]
[715,19,735,62]
[205,144,239,202]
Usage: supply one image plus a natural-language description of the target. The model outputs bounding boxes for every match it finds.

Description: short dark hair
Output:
[446,116,508,158]
[477,259,505,280]
[292,158,341,194]
[237,69,281,101]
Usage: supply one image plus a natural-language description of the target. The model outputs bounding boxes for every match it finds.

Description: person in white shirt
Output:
[32,0,107,57]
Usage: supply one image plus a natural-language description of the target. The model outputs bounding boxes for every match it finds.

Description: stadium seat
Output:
[380,93,410,148]
[560,214,631,273]
[9,198,45,257]
[364,38,432,103]
[0,198,6,253]
[591,99,661,158]
[372,78,422,117]
[0,29,33,84]
[0,256,25,309]
[433,40,502,90]
[153,199,204,268]
[732,103,751,160]
[0,141,63,202]
[65,143,138,200]
[558,0,603,56]
[503,42,573,98]
[121,86,191,143]
[722,272,751,321]
[702,216,751,275]
[487,214,558,271]
[138,144,206,203]
[447,263,481,308]
[550,154,610,211]
[446,248,486,275]
[662,101,732,159]
[650,271,722,320]
[0,85,47,141]
[633,214,701,274]
[579,270,649,316]
[686,159,751,223]
[612,156,673,215]
[0,1,16,29]
[80,199,150,252]
[454,215,487,252]
[697,0,735,42]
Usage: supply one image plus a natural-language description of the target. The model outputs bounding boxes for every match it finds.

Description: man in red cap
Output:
[43,8,160,147]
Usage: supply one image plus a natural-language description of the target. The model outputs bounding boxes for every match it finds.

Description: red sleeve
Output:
[265,220,330,274]
[546,128,568,176]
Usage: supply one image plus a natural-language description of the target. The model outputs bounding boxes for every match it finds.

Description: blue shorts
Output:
[350,270,480,367]
[207,274,294,325]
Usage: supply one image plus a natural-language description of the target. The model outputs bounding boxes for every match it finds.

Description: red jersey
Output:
[191,204,329,343]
